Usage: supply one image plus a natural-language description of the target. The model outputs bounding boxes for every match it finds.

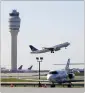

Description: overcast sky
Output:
[1,1,84,70]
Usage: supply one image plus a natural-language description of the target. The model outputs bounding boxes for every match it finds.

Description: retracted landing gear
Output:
[67,82,73,88]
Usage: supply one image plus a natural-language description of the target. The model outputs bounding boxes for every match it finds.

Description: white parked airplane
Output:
[47,58,84,87]
[29,42,70,54]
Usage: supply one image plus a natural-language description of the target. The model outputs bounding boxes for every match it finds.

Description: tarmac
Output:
[1,87,85,93]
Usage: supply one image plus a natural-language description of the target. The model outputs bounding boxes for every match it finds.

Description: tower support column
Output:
[10,31,18,71]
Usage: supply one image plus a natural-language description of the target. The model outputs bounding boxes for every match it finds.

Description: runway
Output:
[1,72,47,78]
[1,72,84,79]
[1,81,84,88]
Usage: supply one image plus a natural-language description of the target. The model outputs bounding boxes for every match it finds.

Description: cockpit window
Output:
[49,71,58,74]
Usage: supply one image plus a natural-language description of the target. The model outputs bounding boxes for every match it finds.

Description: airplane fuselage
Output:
[47,70,68,83]
[30,49,49,54]
[30,42,70,54]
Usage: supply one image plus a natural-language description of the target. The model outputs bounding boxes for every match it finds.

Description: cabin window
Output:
[49,71,58,74]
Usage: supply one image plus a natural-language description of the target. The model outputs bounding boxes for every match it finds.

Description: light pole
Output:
[36,57,43,87]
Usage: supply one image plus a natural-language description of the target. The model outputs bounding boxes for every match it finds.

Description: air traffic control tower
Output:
[9,10,21,71]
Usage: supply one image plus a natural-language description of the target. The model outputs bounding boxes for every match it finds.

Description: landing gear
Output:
[51,51,54,53]
[67,82,72,88]
[51,84,55,87]
[51,83,55,87]
[67,83,72,88]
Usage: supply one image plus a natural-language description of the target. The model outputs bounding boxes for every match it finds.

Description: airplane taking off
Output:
[29,42,70,54]
[47,59,84,87]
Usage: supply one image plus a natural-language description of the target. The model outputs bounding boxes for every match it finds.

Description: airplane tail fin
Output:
[29,45,38,51]
[18,65,23,70]
[28,65,33,70]
[65,58,70,72]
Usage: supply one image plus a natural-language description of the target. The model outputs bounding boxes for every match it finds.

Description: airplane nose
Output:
[68,42,70,45]
[47,74,52,81]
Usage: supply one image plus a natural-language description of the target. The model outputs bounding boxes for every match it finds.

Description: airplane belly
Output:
[31,49,49,53]
[55,48,60,51]
[38,49,49,53]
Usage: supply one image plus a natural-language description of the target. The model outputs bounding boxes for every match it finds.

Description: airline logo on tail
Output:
[18,65,23,70]
[29,45,38,51]
[28,65,33,70]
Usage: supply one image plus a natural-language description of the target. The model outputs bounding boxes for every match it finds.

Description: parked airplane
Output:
[1,65,33,73]
[28,65,33,70]
[29,42,70,54]
[1,65,23,73]
[15,65,33,72]
[18,65,23,70]
[47,58,84,87]
[1,67,9,72]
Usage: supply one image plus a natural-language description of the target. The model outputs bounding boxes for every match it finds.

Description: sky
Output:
[1,1,84,70]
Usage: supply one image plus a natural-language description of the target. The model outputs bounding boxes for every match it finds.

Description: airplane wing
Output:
[53,63,84,65]
[43,47,54,51]
[43,47,60,53]
[63,79,84,83]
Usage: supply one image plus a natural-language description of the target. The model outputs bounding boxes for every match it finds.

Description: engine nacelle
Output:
[68,73,75,79]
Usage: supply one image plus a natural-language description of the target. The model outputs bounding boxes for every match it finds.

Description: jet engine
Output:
[68,73,75,79]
